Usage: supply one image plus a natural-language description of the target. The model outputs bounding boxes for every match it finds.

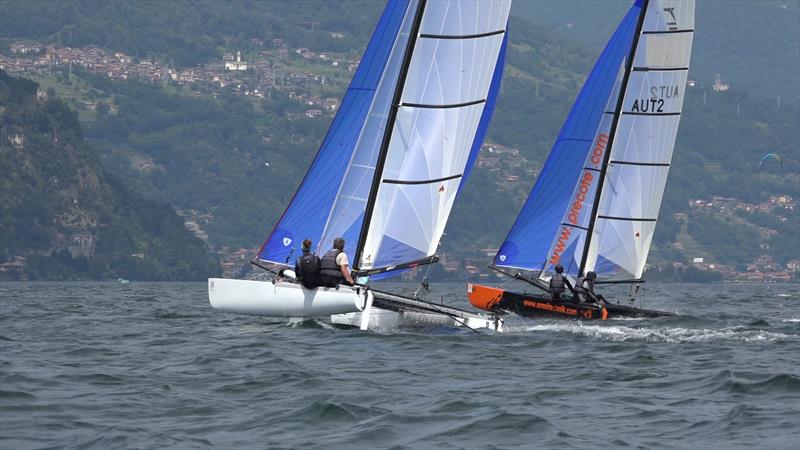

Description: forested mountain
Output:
[1,1,797,280]
[0,70,220,280]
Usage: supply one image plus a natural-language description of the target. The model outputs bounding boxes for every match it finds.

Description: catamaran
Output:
[469,0,694,320]
[210,0,511,331]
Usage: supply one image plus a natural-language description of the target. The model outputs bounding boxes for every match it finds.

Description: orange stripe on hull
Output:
[467,284,505,311]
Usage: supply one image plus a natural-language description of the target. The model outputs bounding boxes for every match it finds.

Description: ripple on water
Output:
[516,322,797,343]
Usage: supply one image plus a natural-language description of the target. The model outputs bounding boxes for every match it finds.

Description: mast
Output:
[577,0,649,278]
[353,0,427,271]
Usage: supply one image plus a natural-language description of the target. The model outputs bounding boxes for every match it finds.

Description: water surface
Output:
[1,281,798,449]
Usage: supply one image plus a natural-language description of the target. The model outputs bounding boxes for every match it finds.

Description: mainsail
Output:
[258,0,511,278]
[494,0,694,282]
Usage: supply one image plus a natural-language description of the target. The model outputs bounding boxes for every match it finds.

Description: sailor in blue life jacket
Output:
[549,264,574,301]
[294,238,320,289]
[318,237,355,287]
[574,271,604,304]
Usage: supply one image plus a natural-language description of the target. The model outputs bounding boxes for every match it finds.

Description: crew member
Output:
[294,239,320,289]
[549,264,573,301]
[575,271,603,304]
[319,237,354,287]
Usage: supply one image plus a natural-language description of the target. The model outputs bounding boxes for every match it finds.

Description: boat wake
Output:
[508,322,797,343]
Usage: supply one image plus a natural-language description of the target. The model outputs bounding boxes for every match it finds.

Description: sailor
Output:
[549,264,573,301]
[318,237,354,287]
[575,271,604,304]
[294,239,320,289]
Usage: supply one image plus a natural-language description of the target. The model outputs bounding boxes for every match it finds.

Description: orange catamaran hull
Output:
[467,284,672,320]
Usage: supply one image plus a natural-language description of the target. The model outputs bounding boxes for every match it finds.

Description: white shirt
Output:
[336,252,349,267]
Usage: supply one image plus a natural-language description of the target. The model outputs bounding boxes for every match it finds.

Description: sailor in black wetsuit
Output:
[549,264,574,301]
[575,271,604,304]
[294,239,320,289]
[318,237,355,287]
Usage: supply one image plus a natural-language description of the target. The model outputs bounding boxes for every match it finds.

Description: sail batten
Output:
[610,160,670,166]
[632,67,688,71]
[401,99,486,109]
[419,29,505,40]
[642,29,693,34]
[383,173,463,185]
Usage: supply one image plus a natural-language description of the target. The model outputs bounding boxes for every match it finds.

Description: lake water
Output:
[1,281,798,449]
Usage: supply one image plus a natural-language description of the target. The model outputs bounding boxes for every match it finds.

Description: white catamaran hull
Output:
[333,289,504,332]
[331,310,502,331]
[208,278,367,317]
[208,278,503,331]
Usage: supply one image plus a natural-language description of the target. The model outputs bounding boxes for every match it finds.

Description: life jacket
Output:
[574,276,588,292]
[549,273,566,293]
[296,252,320,289]
[319,249,343,287]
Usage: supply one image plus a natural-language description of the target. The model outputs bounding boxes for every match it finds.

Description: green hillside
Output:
[1,2,797,280]
[0,70,220,280]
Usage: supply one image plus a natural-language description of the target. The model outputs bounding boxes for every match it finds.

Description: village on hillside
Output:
[1,40,354,119]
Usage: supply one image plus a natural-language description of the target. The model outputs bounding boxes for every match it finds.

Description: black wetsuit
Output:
[295,251,320,289]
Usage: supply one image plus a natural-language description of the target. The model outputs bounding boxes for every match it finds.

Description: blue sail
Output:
[493,1,642,272]
[257,0,410,265]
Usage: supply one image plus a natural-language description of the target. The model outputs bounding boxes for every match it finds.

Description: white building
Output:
[225,51,248,71]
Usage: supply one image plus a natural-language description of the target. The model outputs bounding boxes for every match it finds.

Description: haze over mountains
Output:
[513,0,800,103]
[1,0,797,281]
